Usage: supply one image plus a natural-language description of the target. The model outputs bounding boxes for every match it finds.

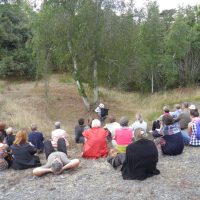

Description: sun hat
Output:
[99,103,104,108]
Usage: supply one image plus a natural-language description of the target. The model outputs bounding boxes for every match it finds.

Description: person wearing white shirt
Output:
[130,113,147,136]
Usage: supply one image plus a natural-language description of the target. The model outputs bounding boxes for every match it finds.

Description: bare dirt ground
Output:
[0,75,200,200]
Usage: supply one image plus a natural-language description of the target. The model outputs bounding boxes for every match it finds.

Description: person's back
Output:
[131,121,147,133]
[75,118,85,144]
[11,143,39,170]
[178,111,191,130]
[104,115,120,138]
[6,127,15,147]
[160,115,184,155]
[189,107,200,146]
[29,131,44,151]
[11,130,41,170]
[82,119,108,159]
[131,113,147,136]
[113,117,132,153]
[122,128,160,180]
[51,122,69,148]
[114,128,132,145]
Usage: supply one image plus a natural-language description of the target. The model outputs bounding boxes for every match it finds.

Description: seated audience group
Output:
[0,101,200,181]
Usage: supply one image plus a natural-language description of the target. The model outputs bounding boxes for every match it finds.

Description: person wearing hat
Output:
[113,117,133,153]
[95,103,109,123]
[33,151,80,177]
[82,119,108,159]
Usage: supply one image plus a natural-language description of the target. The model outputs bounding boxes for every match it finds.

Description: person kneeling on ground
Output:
[34,138,78,176]
[121,128,160,180]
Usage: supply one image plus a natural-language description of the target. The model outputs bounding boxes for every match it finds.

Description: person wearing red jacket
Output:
[82,119,108,159]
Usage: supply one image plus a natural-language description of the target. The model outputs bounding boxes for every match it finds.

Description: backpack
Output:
[194,120,200,140]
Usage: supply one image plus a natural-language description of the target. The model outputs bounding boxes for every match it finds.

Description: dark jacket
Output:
[28,131,44,150]
[75,125,85,143]
[161,132,184,155]
[11,143,41,170]
[122,139,160,180]
[6,135,15,147]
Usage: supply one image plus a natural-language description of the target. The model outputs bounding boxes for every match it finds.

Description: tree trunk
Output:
[67,42,90,111]
[93,60,98,105]
[151,71,154,94]
[44,49,50,98]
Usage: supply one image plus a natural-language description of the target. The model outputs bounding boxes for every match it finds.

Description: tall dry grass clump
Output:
[100,87,200,126]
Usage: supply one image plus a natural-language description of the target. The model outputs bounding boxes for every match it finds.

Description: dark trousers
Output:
[44,138,67,159]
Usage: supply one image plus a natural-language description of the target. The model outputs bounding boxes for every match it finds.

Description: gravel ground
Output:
[0,146,200,200]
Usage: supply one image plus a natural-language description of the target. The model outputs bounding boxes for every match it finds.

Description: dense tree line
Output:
[0,0,200,105]
[0,1,35,78]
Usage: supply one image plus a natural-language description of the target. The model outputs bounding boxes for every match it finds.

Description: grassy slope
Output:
[0,74,200,143]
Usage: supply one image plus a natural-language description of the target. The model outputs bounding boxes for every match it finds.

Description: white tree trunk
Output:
[68,42,90,111]
[151,71,154,94]
[93,60,98,105]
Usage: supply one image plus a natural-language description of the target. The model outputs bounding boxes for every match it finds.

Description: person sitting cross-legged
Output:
[33,139,79,177]
[153,115,184,155]
[82,119,108,159]
[113,116,133,153]
[11,130,41,170]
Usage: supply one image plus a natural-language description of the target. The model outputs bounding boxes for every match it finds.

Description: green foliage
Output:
[31,0,200,93]
[0,2,35,78]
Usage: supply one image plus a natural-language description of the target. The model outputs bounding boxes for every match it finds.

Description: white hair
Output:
[92,119,101,128]
[6,127,13,135]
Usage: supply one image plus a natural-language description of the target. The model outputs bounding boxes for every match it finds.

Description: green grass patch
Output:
[60,74,74,84]
[194,96,200,102]
[147,111,161,122]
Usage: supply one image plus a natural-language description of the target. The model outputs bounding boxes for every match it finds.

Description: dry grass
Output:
[0,74,200,140]
[100,86,200,125]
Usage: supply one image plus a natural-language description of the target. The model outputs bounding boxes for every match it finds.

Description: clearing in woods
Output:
[0,75,200,200]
